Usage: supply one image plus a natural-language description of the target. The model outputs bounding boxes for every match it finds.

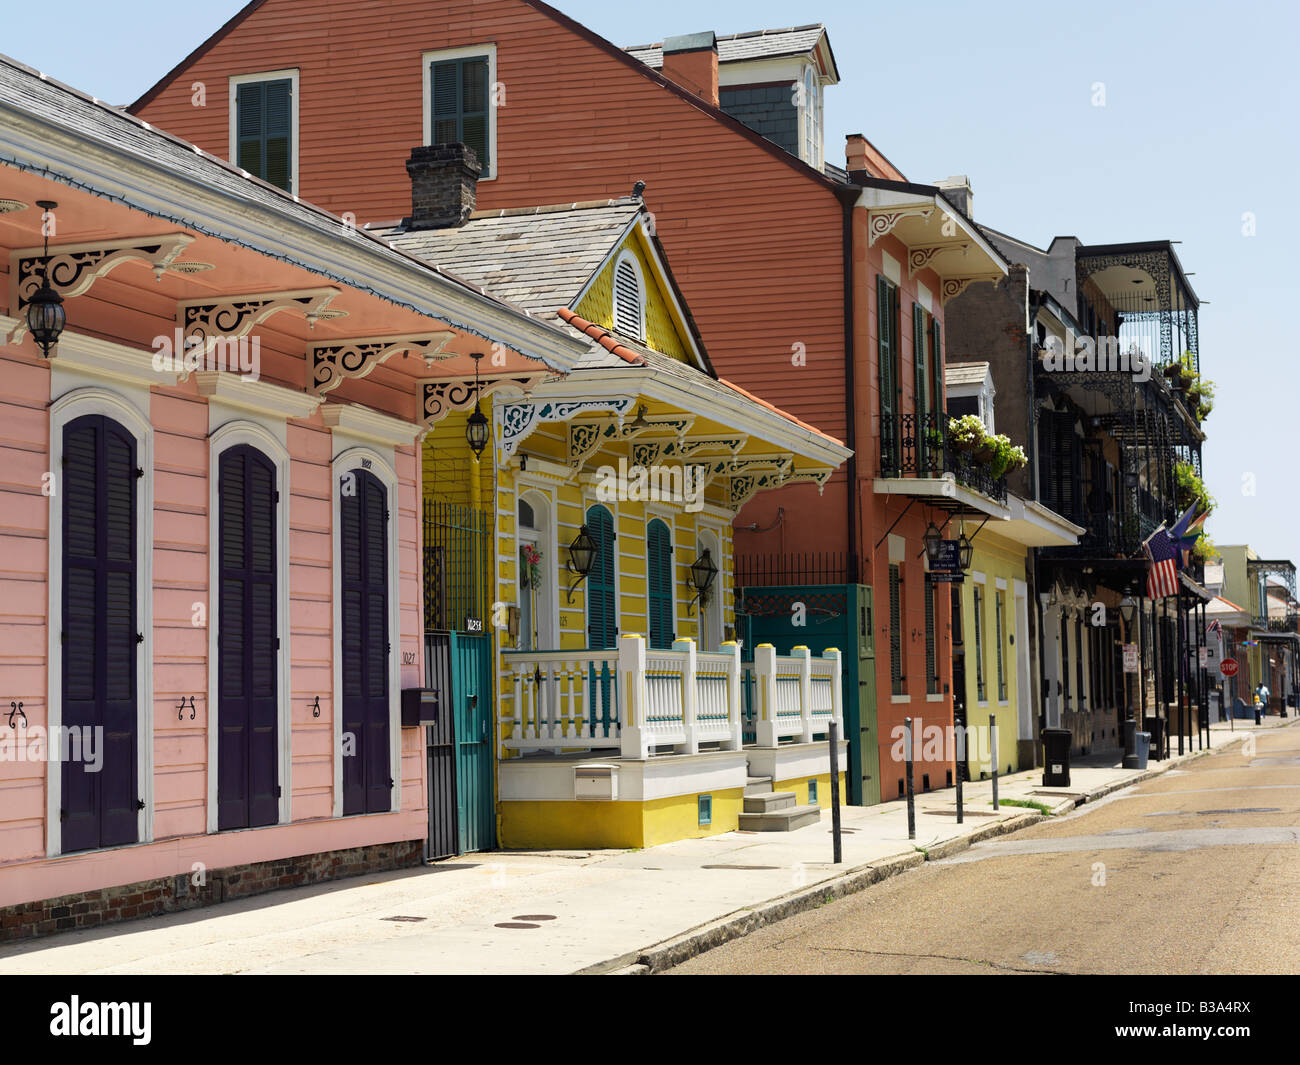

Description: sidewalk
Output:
[0,716,1292,975]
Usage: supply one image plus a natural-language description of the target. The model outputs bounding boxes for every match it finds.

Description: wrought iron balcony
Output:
[881,412,1008,505]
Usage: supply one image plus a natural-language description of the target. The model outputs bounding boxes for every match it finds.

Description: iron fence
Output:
[423,499,491,633]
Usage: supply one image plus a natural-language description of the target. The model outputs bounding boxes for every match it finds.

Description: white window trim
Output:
[206,421,293,833]
[330,446,402,818]
[422,44,498,181]
[228,69,301,196]
[696,527,724,652]
[516,484,558,650]
[611,250,647,344]
[46,387,155,857]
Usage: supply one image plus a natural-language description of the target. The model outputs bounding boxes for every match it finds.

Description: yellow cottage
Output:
[378,194,851,851]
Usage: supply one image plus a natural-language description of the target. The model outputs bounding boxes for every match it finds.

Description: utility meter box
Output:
[574,763,619,801]
[401,687,440,729]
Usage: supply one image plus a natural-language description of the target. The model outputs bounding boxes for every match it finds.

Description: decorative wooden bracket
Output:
[310,332,457,395]
[867,206,934,247]
[420,373,545,425]
[908,243,968,279]
[498,398,634,461]
[175,288,342,376]
[568,414,694,468]
[9,233,194,339]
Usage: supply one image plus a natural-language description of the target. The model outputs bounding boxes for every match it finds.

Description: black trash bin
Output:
[1042,728,1071,786]
[1125,730,1151,770]
[1143,716,1164,761]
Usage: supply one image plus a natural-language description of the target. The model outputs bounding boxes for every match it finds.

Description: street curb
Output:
[596,724,1298,975]
[585,851,924,975]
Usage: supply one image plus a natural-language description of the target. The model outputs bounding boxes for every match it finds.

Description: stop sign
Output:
[1220,657,1239,678]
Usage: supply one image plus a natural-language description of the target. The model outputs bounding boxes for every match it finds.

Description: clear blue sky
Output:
[9,0,1299,563]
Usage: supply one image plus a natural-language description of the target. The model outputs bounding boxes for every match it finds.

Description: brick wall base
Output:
[0,838,424,944]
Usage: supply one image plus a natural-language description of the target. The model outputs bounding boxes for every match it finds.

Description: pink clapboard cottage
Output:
[0,54,588,940]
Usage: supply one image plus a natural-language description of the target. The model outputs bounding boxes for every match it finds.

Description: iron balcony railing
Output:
[881,412,1008,505]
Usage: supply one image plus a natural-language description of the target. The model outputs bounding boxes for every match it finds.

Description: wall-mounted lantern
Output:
[923,523,943,566]
[565,524,598,603]
[26,200,66,357]
[464,351,490,460]
[957,533,975,571]
[1119,595,1138,628]
[687,549,718,615]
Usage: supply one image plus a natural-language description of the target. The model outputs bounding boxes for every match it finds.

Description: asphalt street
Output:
[669,725,1300,974]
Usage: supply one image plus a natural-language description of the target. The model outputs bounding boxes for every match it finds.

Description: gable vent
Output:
[612,254,645,342]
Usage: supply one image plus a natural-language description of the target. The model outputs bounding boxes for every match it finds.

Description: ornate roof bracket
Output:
[498,397,635,462]
[422,372,545,426]
[177,288,343,378]
[711,454,792,495]
[784,468,835,494]
[908,242,969,279]
[729,469,792,509]
[567,414,695,469]
[310,332,457,395]
[867,206,934,247]
[939,276,999,305]
[665,435,749,459]
[9,233,195,340]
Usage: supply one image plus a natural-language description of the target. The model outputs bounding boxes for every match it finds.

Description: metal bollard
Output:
[828,719,842,864]
[904,716,916,840]
[990,714,999,812]
[955,723,964,824]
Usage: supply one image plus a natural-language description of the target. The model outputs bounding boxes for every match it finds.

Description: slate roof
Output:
[626,25,829,69]
[372,199,642,325]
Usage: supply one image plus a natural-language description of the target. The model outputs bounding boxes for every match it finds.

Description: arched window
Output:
[612,251,645,343]
[647,518,675,650]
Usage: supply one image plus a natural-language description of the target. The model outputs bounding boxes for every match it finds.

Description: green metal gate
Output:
[424,501,495,853]
[738,582,881,806]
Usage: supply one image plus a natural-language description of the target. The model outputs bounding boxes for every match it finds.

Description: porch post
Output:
[619,634,650,760]
[674,638,700,755]
[754,643,779,748]
[825,647,844,732]
[722,640,743,751]
[793,645,814,743]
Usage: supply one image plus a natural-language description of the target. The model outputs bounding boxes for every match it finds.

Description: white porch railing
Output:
[502,638,842,759]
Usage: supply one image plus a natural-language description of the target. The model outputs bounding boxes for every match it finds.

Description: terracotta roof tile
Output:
[557,308,646,365]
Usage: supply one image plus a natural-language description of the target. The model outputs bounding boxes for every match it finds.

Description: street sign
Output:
[1220,657,1239,678]
[929,539,962,574]
[1198,646,1208,668]
[1122,644,1139,673]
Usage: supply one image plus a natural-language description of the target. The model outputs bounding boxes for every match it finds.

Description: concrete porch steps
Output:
[740,773,821,831]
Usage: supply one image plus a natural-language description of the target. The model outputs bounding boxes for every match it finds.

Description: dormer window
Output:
[612,252,646,342]
[802,66,821,167]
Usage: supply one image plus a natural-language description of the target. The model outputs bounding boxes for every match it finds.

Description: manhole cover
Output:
[382,915,426,922]
[1196,807,1281,815]
[512,914,557,921]
[494,922,540,929]
[702,864,780,870]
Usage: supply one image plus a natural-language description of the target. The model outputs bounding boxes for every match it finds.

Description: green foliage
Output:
[947,414,986,449]
[1174,460,1215,515]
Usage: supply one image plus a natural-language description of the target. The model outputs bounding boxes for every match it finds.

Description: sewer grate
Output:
[701,864,780,870]
[512,914,557,921]
[495,922,540,929]
[382,915,426,922]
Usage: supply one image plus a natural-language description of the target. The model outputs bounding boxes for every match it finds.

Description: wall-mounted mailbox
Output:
[401,687,440,728]
[574,763,619,801]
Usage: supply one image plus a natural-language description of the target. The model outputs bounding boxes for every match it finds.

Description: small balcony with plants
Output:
[880,411,1024,506]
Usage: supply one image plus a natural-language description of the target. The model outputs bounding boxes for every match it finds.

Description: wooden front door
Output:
[217,445,279,830]
[61,414,139,852]
[340,468,391,815]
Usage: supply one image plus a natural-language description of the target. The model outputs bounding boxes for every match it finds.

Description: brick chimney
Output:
[934,175,974,219]
[661,32,719,107]
[405,143,481,230]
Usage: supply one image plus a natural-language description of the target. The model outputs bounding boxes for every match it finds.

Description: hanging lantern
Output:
[26,200,66,357]
[464,351,489,460]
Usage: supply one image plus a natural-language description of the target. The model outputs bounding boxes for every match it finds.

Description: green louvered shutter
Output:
[430,56,490,172]
[878,276,897,475]
[930,318,944,423]
[236,78,293,192]
[912,304,928,469]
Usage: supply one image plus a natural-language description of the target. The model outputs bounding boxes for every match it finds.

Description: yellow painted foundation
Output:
[500,788,744,849]
[773,771,846,808]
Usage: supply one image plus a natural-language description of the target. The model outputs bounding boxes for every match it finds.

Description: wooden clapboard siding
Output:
[286,420,335,820]
[0,349,50,862]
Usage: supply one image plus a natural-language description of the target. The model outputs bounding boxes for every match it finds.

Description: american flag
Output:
[1208,618,1223,638]
[1144,524,1179,599]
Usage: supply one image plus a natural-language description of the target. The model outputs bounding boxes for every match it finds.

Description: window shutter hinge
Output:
[60,631,67,645]
[59,807,67,821]
[275,490,280,503]
[275,785,282,798]
[135,467,144,479]
[136,633,144,644]
[135,799,145,811]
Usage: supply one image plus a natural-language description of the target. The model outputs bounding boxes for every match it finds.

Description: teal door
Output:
[647,519,675,649]
[449,630,494,852]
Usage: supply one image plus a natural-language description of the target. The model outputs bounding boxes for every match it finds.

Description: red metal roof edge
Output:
[716,376,845,448]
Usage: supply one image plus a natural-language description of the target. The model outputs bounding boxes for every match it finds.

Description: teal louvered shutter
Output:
[878,277,897,474]
[647,520,675,650]
[585,506,616,649]
[236,78,293,192]
[430,56,490,171]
